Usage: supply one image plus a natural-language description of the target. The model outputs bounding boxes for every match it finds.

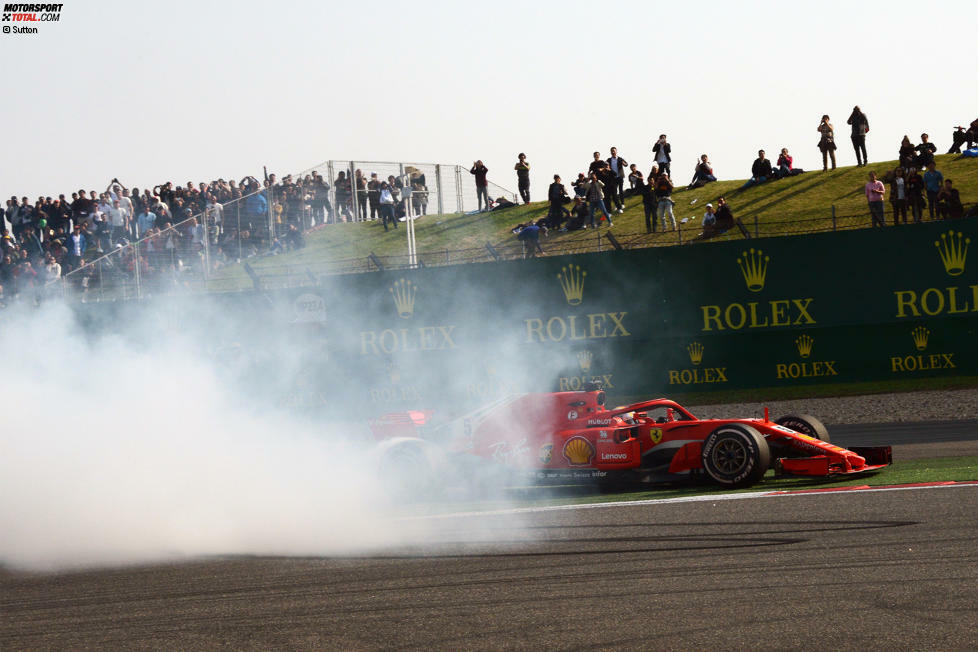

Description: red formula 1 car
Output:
[370,388,891,490]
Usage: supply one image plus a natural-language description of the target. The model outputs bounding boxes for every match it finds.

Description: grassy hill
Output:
[207,153,976,290]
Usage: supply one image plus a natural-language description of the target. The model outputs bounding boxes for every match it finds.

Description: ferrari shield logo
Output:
[649,428,663,444]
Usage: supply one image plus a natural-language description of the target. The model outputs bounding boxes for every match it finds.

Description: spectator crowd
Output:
[3,110,975,305]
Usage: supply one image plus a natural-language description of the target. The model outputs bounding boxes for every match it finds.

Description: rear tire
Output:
[701,424,770,488]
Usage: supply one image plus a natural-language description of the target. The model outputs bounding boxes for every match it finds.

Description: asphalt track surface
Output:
[3,421,978,650]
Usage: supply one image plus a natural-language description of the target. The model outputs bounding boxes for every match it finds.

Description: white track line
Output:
[425,483,978,519]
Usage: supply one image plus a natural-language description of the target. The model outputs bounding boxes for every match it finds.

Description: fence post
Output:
[456,166,463,213]
[327,161,335,223]
[832,205,837,230]
[435,164,444,215]
[350,161,359,222]
[754,215,759,238]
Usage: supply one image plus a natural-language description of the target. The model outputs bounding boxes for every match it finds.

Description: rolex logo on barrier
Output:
[911,326,930,351]
[935,231,970,277]
[737,248,769,292]
[795,334,814,358]
[669,342,727,386]
[526,262,630,343]
[893,230,978,318]
[577,350,593,371]
[557,265,587,305]
[389,278,417,318]
[775,333,837,380]
[891,325,955,373]
[700,248,815,332]
[560,349,614,391]
[361,278,458,356]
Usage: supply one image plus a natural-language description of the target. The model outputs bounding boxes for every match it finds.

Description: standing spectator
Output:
[410,170,428,216]
[865,171,886,227]
[606,147,627,212]
[71,190,94,231]
[470,160,490,212]
[514,154,531,204]
[587,151,605,176]
[354,169,368,221]
[923,162,944,220]
[906,167,926,223]
[776,148,794,177]
[367,173,381,221]
[741,150,773,189]
[936,179,964,219]
[817,115,837,171]
[652,135,672,177]
[334,171,352,221]
[640,176,657,234]
[547,174,568,217]
[915,134,937,169]
[898,136,917,169]
[107,199,130,244]
[66,224,87,271]
[584,172,613,228]
[599,165,620,217]
[43,252,61,288]
[378,182,397,231]
[847,106,870,166]
[889,167,908,225]
[949,126,968,154]
[654,173,676,231]
[688,154,716,189]
[627,164,644,196]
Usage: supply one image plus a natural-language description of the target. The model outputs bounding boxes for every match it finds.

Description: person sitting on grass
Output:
[701,203,718,238]
[688,154,717,189]
[936,179,964,219]
[714,196,735,232]
[741,150,773,189]
[776,148,793,178]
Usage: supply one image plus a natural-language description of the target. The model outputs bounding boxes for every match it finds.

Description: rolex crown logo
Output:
[795,334,814,359]
[389,278,416,319]
[577,350,593,371]
[934,231,970,277]
[911,326,930,351]
[737,248,770,292]
[557,265,586,305]
[687,342,704,365]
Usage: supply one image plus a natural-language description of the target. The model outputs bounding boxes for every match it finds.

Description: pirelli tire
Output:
[771,414,831,463]
[774,414,831,444]
[701,424,771,488]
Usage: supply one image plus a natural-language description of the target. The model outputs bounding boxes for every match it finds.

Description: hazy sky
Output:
[1,0,975,200]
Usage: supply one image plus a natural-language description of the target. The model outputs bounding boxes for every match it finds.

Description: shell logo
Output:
[562,436,595,466]
[649,428,663,445]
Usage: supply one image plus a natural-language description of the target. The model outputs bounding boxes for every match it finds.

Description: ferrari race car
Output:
[370,387,891,490]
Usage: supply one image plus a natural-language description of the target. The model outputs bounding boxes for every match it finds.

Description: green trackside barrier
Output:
[73,218,978,416]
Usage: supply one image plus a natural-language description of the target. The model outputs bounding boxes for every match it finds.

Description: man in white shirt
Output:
[107,199,130,244]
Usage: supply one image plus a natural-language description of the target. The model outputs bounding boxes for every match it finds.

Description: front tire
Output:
[774,414,830,443]
[701,424,770,488]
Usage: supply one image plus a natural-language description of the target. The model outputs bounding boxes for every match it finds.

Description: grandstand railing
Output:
[193,207,977,292]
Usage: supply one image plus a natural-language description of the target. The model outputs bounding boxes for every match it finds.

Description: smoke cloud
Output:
[0,299,527,572]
